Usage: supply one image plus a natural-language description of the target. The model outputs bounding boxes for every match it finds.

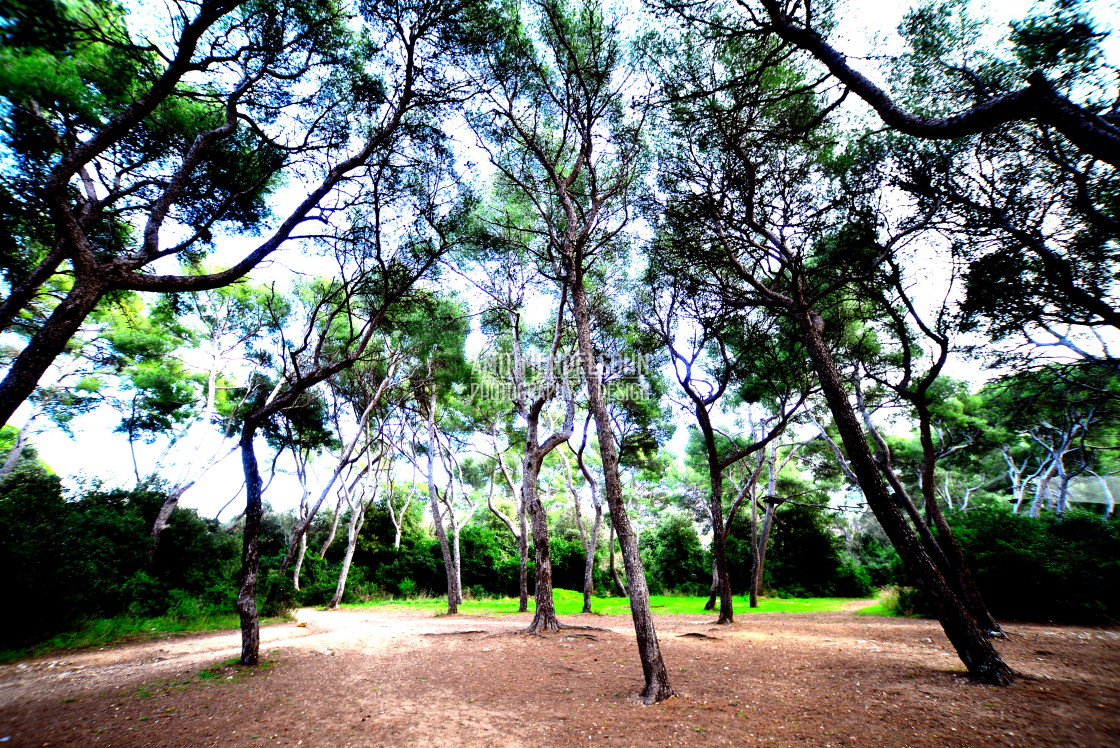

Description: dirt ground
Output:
[1,602,1118,747]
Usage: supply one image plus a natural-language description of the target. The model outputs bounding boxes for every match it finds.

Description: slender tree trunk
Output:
[0,414,36,478]
[609,523,627,597]
[449,503,464,605]
[704,558,719,611]
[427,394,459,614]
[751,498,778,603]
[1030,461,1058,517]
[320,496,344,557]
[571,279,673,703]
[330,505,364,609]
[146,486,186,568]
[749,479,759,608]
[794,306,1012,685]
[518,494,530,612]
[237,428,264,666]
[292,533,308,591]
[916,414,1003,635]
[581,480,603,615]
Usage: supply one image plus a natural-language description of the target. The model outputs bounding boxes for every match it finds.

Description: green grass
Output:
[348,588,869,617]
[0,612,285,664]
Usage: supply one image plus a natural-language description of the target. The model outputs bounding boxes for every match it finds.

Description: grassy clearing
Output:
[349,588,870,617]
[0,613,285,664]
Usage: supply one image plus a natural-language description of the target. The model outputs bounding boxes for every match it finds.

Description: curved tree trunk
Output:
[795,306,1012,685]
[330,504,365,609]
[0,277,106,428]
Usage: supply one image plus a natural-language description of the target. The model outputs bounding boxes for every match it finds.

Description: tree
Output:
[227,135,468,663]
[649,16,1013,683]
[468,0,675,702]
[0,0,481,428]
[464,208,578,631]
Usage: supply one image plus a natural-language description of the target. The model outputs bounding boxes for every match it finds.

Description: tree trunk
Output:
[0,414,36,478]
[609,523,627,597]
[571,279,673,704]
[518,493,530,612]
[146,486,186,568]
[794,306,1012,685]
[581,484,603,615]
[916,414,1003,636]
[330,505,364,609]
[0,277,106,428]
[237,428,264,666]
[704,557,719,611]
[320,495,344,557]
[751,498,778,603]
[525,458,560,632]
[427,396,459,614]
[292,533,307,592]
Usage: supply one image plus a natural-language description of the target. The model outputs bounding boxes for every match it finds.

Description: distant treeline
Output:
[1,457,1118,651]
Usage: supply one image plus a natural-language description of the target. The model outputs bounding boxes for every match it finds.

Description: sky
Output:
[14,0,1120,518]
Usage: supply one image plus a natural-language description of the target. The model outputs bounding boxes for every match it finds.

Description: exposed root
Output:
[419,629,486,636]
[678,632,721,640]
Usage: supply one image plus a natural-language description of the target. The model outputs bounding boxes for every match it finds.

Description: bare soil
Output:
[1,603,1118,747]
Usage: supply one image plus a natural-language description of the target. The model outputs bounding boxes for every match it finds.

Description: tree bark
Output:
[794,305,1012,685]
[237,427,264,666]
[427,392,459,614]
[608,522,627,597]
[330,503,364,609]
[570,278,674,703]
[524,457,560,632]
[0,277,106,428]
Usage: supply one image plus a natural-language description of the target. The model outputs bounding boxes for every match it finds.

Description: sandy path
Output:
[1,606,1118,747]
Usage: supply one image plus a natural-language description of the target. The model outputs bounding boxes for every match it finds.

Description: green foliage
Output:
[642,511,709,595]
[765,503,874,598]
[0,463,239,648]
[952,507,1120,624]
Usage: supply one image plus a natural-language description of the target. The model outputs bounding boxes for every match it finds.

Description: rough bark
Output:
[426,392,459,614]
[795,306,1012,685]
[237,428,264,666]
[571,279,674,703]
[0,277,106,427]
[524,459,560,632]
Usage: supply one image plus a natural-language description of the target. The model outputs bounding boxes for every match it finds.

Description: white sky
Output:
[16,0,1120,517]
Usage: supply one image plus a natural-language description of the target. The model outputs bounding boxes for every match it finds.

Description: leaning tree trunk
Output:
[795,305,1012,685]
[704,557,720,611]
[571,279,674,704]
[330,504,365,609]
[237,427,265,666]
[916,414,1003,636]
[0,276,106,428]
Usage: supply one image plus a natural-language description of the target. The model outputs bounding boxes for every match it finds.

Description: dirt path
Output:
[1,606,1118,747]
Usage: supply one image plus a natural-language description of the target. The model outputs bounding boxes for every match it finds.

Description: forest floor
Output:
[1,602,1118,747]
